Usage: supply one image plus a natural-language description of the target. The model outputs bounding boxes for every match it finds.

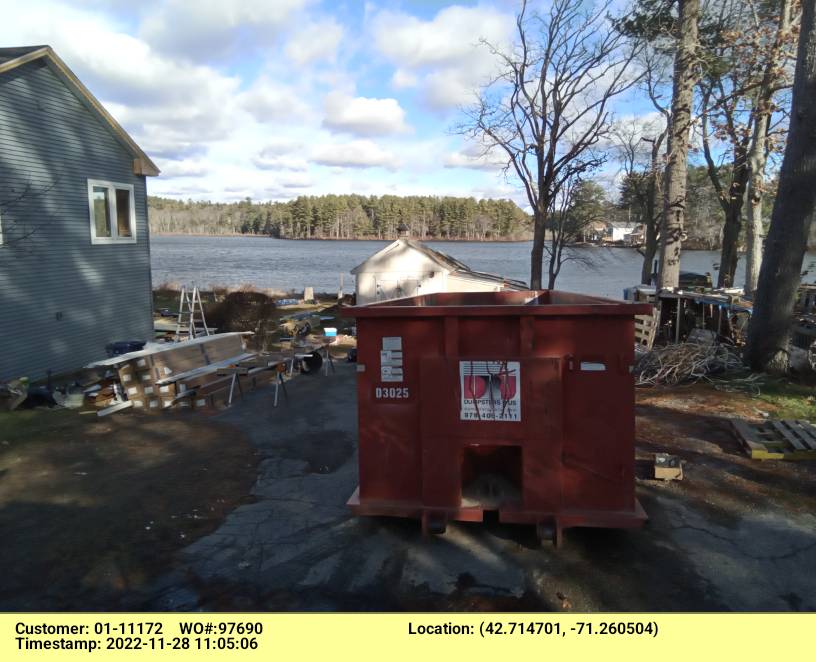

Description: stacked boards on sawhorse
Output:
[87,333,290,415]
[731,418,816,460]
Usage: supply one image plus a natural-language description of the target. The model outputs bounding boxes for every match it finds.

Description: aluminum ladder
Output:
[174,286,211,342]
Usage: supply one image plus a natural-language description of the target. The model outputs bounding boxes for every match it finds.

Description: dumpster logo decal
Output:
[459,361,521,422]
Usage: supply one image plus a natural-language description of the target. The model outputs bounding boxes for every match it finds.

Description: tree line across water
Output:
[148,194,532,241]
[147,170,772,247]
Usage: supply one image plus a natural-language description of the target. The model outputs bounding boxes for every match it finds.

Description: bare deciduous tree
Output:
[460,0,640,289]
[697,0,798,289]
[611,70,670,285]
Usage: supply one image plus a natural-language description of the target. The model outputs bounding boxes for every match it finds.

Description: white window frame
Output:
[87,179,137,244]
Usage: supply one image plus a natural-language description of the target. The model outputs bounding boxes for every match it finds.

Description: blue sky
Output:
[2,0,654,205]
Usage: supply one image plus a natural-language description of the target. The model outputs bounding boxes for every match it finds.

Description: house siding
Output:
[0,60,153,381]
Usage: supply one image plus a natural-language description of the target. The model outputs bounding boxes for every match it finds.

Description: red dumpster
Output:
[344,290,652,544]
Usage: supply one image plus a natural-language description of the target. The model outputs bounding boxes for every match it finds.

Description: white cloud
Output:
[285,18,344,65]
[140,0,311,60]
[444,142,507,171]
[391,69,418,89]
[370,5,514,110]
[310,140,399,169]
[322,92,410,136]
[238,76,313,123]
[157,159,210,178]
[252,142,309,171]
[279,172,315,189]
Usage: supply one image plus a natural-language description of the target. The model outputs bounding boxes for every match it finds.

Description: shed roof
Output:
[0,45,159,176]
[350,238,527,290]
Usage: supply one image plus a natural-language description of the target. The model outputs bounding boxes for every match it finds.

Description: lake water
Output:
[150,235,816,299]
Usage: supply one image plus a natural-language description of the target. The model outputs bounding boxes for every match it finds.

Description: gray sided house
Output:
[0,46,160,382]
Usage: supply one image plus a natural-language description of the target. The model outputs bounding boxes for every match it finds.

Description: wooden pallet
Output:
[731,419,816,460]
[635,311,658,349]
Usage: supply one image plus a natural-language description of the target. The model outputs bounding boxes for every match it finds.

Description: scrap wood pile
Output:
[634,340,745,386]
[86,332,292,416]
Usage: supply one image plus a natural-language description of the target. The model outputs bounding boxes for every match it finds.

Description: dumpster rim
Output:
[344,289,652,318]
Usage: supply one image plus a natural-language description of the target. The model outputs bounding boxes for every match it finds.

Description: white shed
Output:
[351,238,527,305]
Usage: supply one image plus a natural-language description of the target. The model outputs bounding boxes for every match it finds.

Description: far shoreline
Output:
[151,232,732,251]
[152,232,533,243]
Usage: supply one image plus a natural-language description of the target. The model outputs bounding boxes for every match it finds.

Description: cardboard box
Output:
[654,453,683,481]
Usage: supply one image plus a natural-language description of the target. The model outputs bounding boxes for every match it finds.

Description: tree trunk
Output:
[658,0,699,290]
[641,151,663,284]
[716,154,750,288]
[746,0,816,372]
[744,111,770,296]
[547,231,562,290]
[530,207,546,289]
[641,223,659,284]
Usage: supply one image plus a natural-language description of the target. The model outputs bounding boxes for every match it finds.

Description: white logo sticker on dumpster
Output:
[380,336,404,382]
[459,361,521,422]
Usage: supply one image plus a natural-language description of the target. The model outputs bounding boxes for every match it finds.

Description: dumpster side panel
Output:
[356,316,443,504]
[556,317,637,512]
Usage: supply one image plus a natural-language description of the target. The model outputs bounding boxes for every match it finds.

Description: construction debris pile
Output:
[86,333,296,415]
[634,341,745,387]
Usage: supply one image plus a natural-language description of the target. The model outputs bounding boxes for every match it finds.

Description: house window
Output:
[87,179,136,244]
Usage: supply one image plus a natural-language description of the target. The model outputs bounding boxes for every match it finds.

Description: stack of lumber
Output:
[87,333,287,415]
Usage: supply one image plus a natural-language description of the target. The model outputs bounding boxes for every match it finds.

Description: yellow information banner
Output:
[1,614,811,661]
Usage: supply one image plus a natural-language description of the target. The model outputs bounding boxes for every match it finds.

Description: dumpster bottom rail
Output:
[346,487,647,546]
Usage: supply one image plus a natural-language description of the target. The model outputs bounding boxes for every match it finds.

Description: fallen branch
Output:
[634,341,746,386]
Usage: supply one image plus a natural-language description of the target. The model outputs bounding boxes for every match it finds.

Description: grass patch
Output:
[0,409,83,446]
[754,379,816,420]
[710,372,816,420]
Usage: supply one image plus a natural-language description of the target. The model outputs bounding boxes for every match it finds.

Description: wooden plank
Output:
[155,353,256,385]
[85,332,252,368]
[731,419,765,447]
[217,367,249,376]
[97,400,133,417]
[769,420,807,451]
[793,420,816,450]
[731,420,783,459]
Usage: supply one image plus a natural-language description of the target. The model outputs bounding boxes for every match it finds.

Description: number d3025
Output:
[374,386,410,399]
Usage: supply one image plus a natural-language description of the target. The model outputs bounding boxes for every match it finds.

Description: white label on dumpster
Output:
[459,360,521,422]
[381,365,403,382]
[382,336,402,351]
[380,350,403,366]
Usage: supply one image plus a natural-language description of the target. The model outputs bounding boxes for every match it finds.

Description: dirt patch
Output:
[0,409,258,610]
[635,383,816,518]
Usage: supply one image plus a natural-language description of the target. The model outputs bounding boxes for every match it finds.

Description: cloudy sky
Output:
[3,0,644,204]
